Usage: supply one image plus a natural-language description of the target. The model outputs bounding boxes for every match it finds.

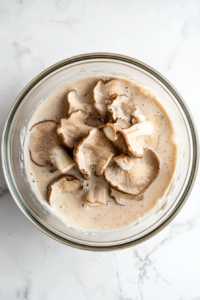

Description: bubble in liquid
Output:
[82,203,88,209]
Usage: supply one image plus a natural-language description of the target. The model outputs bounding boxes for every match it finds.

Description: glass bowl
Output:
[1,53,199,251]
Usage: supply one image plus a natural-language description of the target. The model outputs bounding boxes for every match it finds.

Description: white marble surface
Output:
[0,0,200,299]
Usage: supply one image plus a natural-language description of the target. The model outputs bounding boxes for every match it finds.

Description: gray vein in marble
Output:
[133,238,168,284]
[16,282,30,300]
[0,186,9,198]
[14,42,31,58]
[169,213,200,236]
[113,252,123,299]
[136,286,143,300]
[168,43,181,70]
[24,286,29,300]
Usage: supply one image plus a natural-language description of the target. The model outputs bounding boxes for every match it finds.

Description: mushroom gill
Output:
[57,110,103,149]
[104,149,160,195]
[47,175,82,205]
[110,187,144,206]
[93,79,124,117]
[85,183,105,206]
[103,118,130,141]
[29,120,74,174]
[107,94,136,122]
[74,128,116,179]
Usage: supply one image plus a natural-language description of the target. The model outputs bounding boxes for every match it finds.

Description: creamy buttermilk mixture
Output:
[24,77,177,230]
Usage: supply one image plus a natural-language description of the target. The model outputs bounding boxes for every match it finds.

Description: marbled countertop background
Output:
[0,1,200,299]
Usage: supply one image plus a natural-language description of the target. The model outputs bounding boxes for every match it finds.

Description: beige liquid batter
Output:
[24,77,177,230]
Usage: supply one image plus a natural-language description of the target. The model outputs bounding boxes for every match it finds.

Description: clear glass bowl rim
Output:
[1,52,199,251]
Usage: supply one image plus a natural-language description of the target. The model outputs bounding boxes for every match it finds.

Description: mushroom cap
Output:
[104,149,160,195]
[67,90,102,126]
[57,110,101,149]
[85,183,105,207]
[107,95,136,122]
[119,120,154,157]
[84,114,103,127]
[29,120,60,166]
[74,127,116,179]
[109,187,144,206]
[93,79,124,117]
[29,120,75,173]
[47,175,82,205]
[103,118,130,141]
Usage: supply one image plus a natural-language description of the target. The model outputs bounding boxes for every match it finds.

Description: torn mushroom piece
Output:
[110,187,144,206]
[57,110,102,149]
[74,128,116,179]
[104,149,160,195]
[29,121,75,174]
[107,95,136,122]
[67,90,102,126]
[85,183,105,206]
[93,79,124,117]
[119,118,153,157]
[103,118,130,141]
[47,175,82,205]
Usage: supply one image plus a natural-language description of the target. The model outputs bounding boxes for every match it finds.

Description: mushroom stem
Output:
[119,120,153,157]
[95,153,114,176]
[85,183,105,206]
[103,118,130,141]
[103,124,117,141]
[50,146,75,174]
[113,154,134,171]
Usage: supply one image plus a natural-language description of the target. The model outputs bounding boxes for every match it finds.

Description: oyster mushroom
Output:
[110,187,144,206]
[103,118,130,141]
[107,95,136,122]
[85,183,105,207]
[67,90,102,127]
[118,109,162,157]
[47,175,82,205]
[93,79,124,117]
[74,128,116,179]
[29,121,74,174]
[119,118,153,157]
[67,90,95,115]
[57,110,102,149]
[104,149,160,195]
